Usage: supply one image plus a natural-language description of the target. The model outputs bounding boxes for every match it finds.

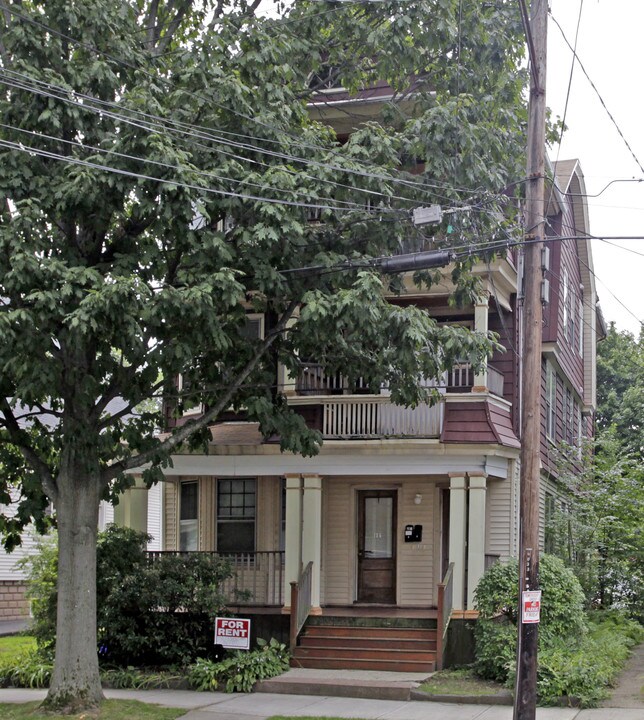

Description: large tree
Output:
[0,0,527,711]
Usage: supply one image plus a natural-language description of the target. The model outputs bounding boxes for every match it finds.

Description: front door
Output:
[357,490,397,604]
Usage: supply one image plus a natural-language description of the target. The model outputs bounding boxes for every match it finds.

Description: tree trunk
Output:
[44,466,104,712]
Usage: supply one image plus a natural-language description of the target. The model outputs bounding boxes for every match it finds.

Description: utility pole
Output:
[514,0,548,719]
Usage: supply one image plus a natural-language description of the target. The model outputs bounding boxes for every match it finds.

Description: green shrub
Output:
[473,554,586,681]
[100,667,184,689]
[19,534,58,652]
[474,558,642,707]
[188,638,290,693]
[100,550,235,666]
[22,525,238,666]
[0,649,52,688]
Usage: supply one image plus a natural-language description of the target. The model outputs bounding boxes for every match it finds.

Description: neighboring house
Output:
[146,147,602,670]
[0,486,163,621]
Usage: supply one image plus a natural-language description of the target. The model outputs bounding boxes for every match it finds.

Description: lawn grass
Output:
[0,636,37,657]
[0,700,186,720]
[417,667,509,697]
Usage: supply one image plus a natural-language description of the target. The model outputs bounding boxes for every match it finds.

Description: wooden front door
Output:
[357,490,397,604]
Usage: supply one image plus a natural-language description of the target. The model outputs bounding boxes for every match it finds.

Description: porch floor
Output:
[318,606,437,619]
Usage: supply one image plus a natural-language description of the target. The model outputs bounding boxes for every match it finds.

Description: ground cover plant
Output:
[474,555,643,707]
[0,700,185,720]
[0,636,36,656]
[417,667,508,697]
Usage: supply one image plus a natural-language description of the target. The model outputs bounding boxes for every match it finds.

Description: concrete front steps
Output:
[291,615,437,673]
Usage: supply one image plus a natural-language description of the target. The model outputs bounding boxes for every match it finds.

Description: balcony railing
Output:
[296,362,504,398]
[322,395,443,438]
[147,550,285,606]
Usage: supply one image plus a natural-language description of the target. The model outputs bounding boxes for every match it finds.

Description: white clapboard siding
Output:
[486,478,513,561]
[1,496,116,580]
[146,482,163,551]
[398,480,434,606]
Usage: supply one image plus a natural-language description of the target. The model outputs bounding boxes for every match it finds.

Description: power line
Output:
[0,68,491,210]
[0,4,519,209]
[550,12,644,176]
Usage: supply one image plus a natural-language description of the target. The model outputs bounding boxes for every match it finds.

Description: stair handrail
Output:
[289,560,313,651]
[436,562,454,671]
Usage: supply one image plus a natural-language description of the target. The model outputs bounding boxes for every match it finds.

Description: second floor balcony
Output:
[286,362,508,440]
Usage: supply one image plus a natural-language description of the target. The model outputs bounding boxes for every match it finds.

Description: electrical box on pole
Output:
[412,205,443,226]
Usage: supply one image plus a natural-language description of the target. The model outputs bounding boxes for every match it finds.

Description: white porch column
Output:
[467,474,488,609]
[448,474,467,611]
[473,294,489,391]
[302,474,323,614]
[277,313,299,396]
[283,474,302,611]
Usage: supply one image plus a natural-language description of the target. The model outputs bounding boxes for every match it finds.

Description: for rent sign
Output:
[521,590,542,624]
[214,617,251,650]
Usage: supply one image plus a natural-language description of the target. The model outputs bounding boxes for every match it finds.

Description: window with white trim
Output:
[179,481,199,551]
[578,298,584,355]
[565,387,575,445]
[216,478,256,553]
[545,362,557,440]
[562,267,569,338]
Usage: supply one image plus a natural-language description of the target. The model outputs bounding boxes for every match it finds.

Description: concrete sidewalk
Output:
[1,688,643,720]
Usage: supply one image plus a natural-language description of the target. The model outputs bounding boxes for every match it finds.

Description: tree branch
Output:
[0,398,58,504]
[104,297,301,482]
[154,0,191,56]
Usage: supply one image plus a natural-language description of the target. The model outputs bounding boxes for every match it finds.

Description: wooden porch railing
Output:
[289,561,313,651]
[296,362,504,399]
[436,562,454,671]
[322,395,443,438]
[147,550,285,606]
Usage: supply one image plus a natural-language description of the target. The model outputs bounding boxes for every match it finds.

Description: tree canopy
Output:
[0,0,528,710]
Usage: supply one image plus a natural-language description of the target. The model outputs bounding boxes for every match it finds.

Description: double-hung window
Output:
[545,362,557,441]
[217,478,256,553]
[179,481,199,551]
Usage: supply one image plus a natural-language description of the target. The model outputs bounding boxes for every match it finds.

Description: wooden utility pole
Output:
[514,0,548,718]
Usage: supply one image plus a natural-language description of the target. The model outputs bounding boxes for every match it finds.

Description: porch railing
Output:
[296,362,504,398]
[322,395,443,438]
[289,561,313,651]
[436,562,454,671]
[147,550,285,606]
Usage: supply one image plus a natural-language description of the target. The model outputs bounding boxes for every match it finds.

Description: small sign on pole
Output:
[521,590,542,624]
[214,617,251,650]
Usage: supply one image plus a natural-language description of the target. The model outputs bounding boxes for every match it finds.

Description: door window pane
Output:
[364,497,393,558]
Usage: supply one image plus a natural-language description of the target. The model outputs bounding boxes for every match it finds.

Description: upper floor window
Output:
[241,314,264,341]
[562,267,569,336]
[578,298,584,356]
[217,478,256,553]
[565,387,575,446]
[179,481,199,551]
[544,492,556,553]
[545,361,557,441]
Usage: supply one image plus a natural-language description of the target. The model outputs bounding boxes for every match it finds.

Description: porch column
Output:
[283,474,302,610]
[302,474,323,614]
[467,474,488,609]
[473,294,489,392]
[448,474,467,610]
[277,313,299,396]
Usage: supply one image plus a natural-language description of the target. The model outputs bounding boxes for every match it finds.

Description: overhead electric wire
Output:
[0,5,507,208]
[550,12,644,176]
[0,136,398,214]
[0,121,394,214]
[0,68,489,212]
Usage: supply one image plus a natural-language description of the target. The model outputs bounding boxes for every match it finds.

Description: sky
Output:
[547,0,644,337]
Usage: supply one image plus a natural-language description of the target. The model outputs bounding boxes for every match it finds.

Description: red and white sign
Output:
[521,590,542,624]
[214,617,251,650]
